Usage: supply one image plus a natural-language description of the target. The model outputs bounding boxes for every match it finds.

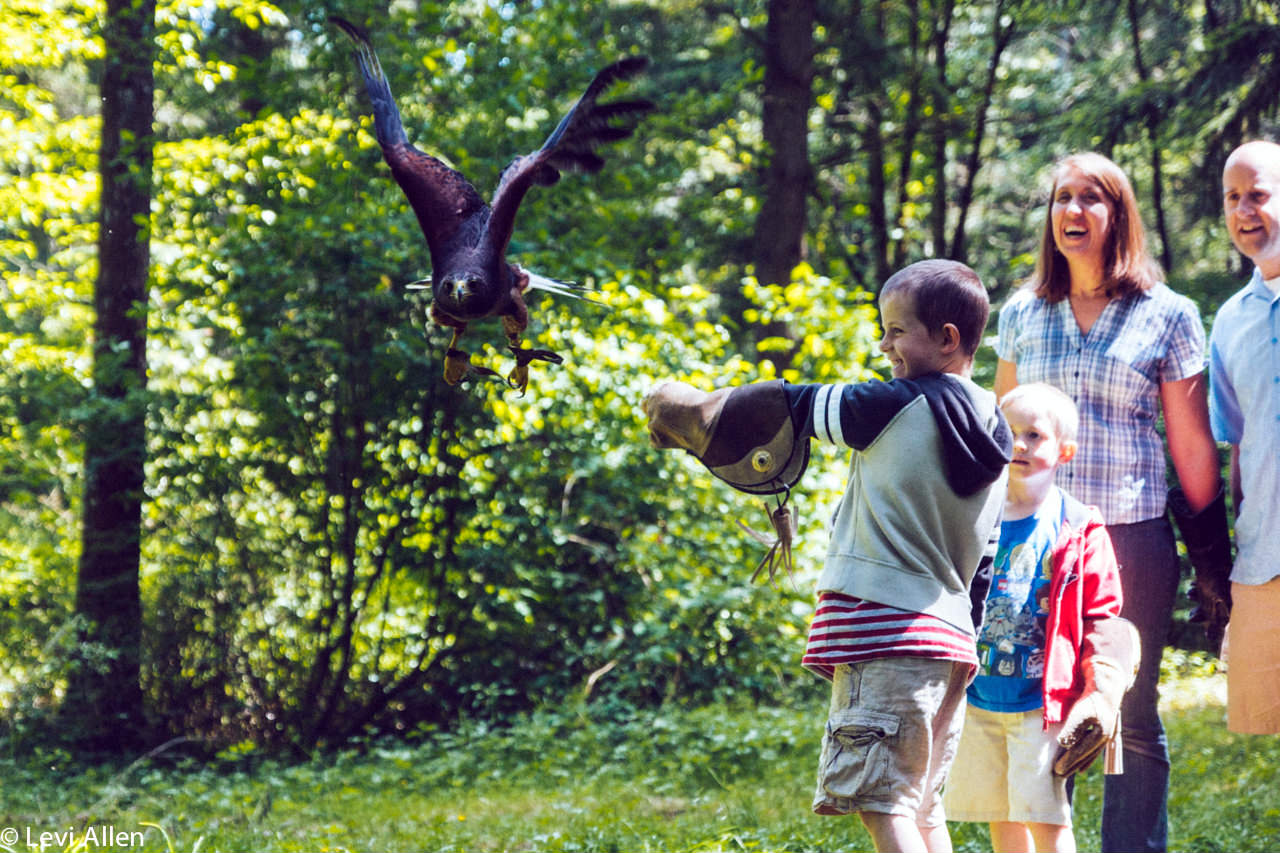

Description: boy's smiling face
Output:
[878,289,949,379]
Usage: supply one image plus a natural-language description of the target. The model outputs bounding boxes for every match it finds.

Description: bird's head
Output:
[436,271,486,313]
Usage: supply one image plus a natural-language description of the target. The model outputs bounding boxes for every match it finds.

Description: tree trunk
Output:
[891,0,923,270]
[865,96,891,289]
[750,0,815,365]
[1126,0,1174,272]
[929,0,955,259]
[862,0,892,290]
[64,0,156,751]
[949,0,1014,261]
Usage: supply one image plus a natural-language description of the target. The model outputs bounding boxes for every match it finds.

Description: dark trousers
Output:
[1101,517,1178,853]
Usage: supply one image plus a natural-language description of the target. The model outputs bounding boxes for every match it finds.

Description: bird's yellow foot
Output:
[508,363,530,394]
[443,349,470,385]
[444,348,500,385]
[506,346,563,394]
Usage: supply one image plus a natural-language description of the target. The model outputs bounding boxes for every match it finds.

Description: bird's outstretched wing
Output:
[485,57,655,259]
[331,16,486,257]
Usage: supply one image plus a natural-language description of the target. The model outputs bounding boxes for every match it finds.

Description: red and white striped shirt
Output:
[802,591,978,681]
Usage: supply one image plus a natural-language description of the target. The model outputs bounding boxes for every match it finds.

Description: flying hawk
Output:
[331,17,654,392]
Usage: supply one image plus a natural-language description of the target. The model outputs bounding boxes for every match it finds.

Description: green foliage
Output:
[129,0,879,746]
[1,0,1274,752]
[0,0,100,746]
[2,672,1277,852]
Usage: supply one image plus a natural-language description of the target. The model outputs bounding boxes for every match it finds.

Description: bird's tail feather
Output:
[524,271,610,308]
[330,16,409,149]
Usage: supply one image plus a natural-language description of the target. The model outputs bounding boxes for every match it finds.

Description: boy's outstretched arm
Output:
[642,380,809,496]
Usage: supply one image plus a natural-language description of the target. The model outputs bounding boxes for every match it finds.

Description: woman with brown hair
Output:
[994,152,1222,853]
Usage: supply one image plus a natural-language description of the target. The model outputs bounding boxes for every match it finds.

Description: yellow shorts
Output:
[942,704,1071,826]
[1227,577,1280,735]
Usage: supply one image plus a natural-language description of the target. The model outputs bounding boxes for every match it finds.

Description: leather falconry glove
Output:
[1055,618,1140,777]
[642,380,809,496]
[1168,483,1233,653]
[643,380,810,584]
[642,382,732,456]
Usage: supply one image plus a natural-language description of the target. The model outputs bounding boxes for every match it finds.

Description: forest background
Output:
[2,0,1277,799]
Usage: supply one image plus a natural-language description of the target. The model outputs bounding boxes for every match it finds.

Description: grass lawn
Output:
[1,654,1276,852]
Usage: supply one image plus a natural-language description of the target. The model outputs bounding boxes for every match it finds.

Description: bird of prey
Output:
[331,17,654,392]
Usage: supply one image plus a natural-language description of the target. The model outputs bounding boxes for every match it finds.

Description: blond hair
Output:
[999,383,1079,444]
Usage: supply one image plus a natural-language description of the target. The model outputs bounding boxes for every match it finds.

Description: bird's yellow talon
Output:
[508,363,530,394]
[444,349,470,385]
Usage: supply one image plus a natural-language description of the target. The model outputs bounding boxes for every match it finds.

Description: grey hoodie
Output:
[785,373,1011,634]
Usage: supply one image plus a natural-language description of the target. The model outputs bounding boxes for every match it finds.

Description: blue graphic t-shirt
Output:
[968,487,1063,712]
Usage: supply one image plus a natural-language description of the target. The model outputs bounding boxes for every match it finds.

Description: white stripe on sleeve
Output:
[813,385,834,445]
[823,384,847,446]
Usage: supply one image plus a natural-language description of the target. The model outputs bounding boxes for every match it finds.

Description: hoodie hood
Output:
[916,373,1013,497]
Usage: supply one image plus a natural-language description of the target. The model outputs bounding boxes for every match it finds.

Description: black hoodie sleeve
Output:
[782,380,927,450]
[784,375,1012,497]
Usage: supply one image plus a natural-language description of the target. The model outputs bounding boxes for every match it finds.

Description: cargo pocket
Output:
[820,708,900,801]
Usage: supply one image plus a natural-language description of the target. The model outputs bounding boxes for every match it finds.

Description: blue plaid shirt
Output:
[1208,268,1280,584]
[997,283,1207,524]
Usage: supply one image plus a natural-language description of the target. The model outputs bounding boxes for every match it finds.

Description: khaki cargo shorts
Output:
[813,657,971,826]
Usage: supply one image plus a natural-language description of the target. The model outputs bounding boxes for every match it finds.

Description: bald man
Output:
[1211,139,1280,734]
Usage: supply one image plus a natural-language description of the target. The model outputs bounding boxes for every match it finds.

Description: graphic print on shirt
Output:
[968,495,1062,713]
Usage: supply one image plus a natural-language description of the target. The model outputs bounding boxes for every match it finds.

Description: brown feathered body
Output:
[332,17,653,387]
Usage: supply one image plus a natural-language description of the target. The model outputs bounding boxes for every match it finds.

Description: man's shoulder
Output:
[1209,279,1263,355]
[1212,278,1259,324]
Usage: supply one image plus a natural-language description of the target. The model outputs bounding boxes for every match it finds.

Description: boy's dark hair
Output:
[882,259,989,356]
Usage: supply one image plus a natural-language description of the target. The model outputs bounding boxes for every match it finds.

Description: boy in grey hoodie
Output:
[645,260,1011,852]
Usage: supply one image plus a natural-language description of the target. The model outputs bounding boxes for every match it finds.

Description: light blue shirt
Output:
[998,283,1207,524]
[1209,268,1280,585]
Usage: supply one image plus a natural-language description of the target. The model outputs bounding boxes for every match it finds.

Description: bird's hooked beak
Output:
[439,275,473,302]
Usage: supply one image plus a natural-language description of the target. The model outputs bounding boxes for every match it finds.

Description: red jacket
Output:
[1040,491,1125,726]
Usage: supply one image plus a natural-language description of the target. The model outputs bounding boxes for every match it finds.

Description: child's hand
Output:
[1058,662,1123,743]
